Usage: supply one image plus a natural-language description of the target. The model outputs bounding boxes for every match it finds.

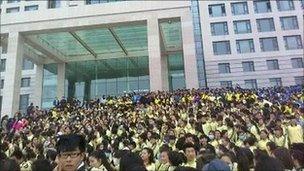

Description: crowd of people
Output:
[0,85,304,171]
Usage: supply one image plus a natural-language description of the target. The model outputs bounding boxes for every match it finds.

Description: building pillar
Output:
[33,64,43,108]
[57,63,65,99]
[1,32,24,117]
[147,16,169,91]
[181,12,199,89]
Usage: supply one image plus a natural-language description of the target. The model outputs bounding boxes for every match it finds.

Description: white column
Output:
[1,32,24,117]
[33,64,43,108]
[181,12,199,89]
[57,63,65,99]
[147,16,169,91]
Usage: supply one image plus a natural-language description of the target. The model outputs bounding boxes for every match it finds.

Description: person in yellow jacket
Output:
[287,118,304,144]
[257,130,270,151]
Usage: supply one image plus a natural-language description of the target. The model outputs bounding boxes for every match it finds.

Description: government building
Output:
[0,0,303,116]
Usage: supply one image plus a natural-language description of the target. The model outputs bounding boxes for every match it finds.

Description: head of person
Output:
[183,143,197,162]
[140,147,154,164]
[273,147,294,170]
[32,159,52,171]
[202,159,230,171]
[0,159,20,171]
[168,151,185,167]
[88,151,102,168]
[259,130,268,140]
[10,149,24,165]
[254,155,284,171]
[159,149,169,164]
[120,151,144,171]
[56,134,86,171]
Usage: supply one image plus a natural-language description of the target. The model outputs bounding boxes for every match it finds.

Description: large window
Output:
[220,81,232,88]
[25,5,38,11]
[277,0,294,11]
[236,39,255,53]
[231,2,248,15]
[280,16,299,30]
[267,59,279,70]
[6,7,19,13]
[233,20,251,34]
[242,61,255,72]
[19,94,29,113]
[284,35,303,50]
[244,79,258,89]
[22,58,34,70]
[257,18,275,32]
[260,37,279,52]
[254,0,271,13]
[86,0,108,4]
[208,4,226,17]
[269,78,282,87]
[0,59,6,72]
[21,77,31,87]
[48,0,60,8]
[7,0,20,3]
[291,58,304,68]
[295,76,304,85]
[210,22,228,36]
[218,63,231,73]
[213,41,231,55]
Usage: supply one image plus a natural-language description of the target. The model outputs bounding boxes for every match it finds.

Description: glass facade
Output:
[254,0,272,13]
[42,64,57,108]
[257,18,275,32]
[231,2,248,15]
[280,16,299,30]
[65,57,149,100]
[208,4,226,17]
[210,22,228,36]
[236,39,255,53]
[234,20,252,34]
[167,53,186,90]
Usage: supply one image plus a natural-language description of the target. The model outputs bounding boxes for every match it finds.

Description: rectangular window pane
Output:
[19,94,29,113]
[25,5,38,11]
[234,20,251,34]
[236,39,255,53]
[280,16,299,30]
[220,81,232,88]
[284,35,303,50]
[48,0,60,8]
[6,7,19,13]
[21,77,31,87]
[295,76,304,85]
[231,2,248,15]
[242,61,255,72]
[267,59,279,70]
[269,78,282,87]
[22,58,34,70]
[218,63,231,73]
[0,59,6,72]
[209,4,226,17]
[244,79,258,89]
[213,41,231,55]
[7,0,20,3]
[260,37,279,52]
[277,0,294,11]
[257,18,275,32]
[291,58,304,68]
[210,22,228,36]
[254,0,272,13]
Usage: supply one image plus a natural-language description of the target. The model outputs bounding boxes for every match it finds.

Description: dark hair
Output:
[168,151,185,167]
[0,159,20,171]
[31,159,52,171]
[235,147,253,171]
[174,166,197,171]
[119,152,144,171]
[56,134,86,153]
[254,155,284,171]
[142,147,154,164]
[11,149,23,160]
[273,147,294,170]
[46,149,57,161]
[266,141,277,153]
[183,142,196,152]
[89,150,114,171]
